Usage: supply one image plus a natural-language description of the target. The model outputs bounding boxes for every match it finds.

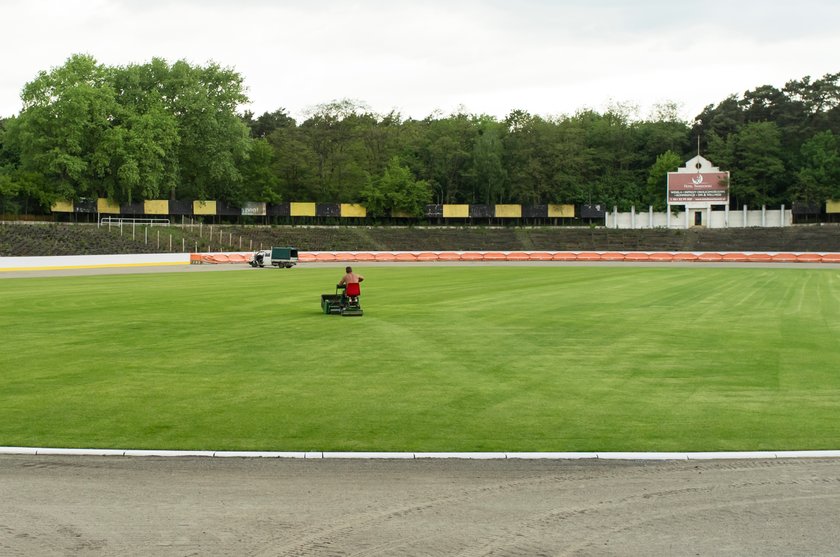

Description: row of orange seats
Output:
[191,252,840,264]
[299,251,840,263]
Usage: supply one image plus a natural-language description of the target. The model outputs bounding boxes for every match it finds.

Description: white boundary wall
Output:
[0,253,190,270]
[607,206,793,229]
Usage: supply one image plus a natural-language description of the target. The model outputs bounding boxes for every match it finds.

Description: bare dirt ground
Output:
[2,455,840,556]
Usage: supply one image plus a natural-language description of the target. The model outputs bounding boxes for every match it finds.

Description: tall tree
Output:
[163,59,251,201]
[361,156,431,217]
[470,116,506,204]
[794,131,840,205]
[645,150,683,210]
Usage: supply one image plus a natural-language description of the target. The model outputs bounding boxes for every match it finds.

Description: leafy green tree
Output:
[300,100,371,201]
[361,156,431,216]
[243,108,296,139]
[645,150,683,210]
[239,138,282,203]
[163,60,251,201]
[794,131,840,204]
[8,55,250,204]
[411,112,477,204]
[10,54,118,201]
[267,125,319,200]
[470,117,507,204]
[731,122,786,207]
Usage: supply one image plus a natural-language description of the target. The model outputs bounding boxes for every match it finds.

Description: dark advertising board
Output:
[580,204,606,218]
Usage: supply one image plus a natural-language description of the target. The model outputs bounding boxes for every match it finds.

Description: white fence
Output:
[606,206,793,229]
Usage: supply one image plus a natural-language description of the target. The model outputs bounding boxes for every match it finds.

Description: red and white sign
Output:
[667,172,729,204]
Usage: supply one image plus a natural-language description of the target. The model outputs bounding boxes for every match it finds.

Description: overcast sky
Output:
[2,0,839,122]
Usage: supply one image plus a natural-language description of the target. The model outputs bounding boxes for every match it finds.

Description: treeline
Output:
[1,54,839,216]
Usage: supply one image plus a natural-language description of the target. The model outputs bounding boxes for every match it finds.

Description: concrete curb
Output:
[3,447,840,460]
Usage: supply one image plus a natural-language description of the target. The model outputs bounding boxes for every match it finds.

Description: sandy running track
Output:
[2,455,840,556]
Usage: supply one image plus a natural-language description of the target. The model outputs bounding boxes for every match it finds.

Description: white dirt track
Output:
[3,261,840,555]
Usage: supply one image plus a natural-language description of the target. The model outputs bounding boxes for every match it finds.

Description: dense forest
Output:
[1,54,839,216]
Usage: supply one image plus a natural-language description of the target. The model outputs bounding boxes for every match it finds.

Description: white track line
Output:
[2,447,840,460]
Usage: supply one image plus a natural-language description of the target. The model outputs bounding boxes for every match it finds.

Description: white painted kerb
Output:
[3,447,840,460]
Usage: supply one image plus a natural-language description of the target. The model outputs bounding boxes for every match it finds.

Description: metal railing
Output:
[99,217,171,226]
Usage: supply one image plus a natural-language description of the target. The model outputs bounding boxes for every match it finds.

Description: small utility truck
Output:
[249,246,299,268]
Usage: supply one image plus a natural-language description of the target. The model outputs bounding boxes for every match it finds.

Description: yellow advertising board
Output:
[51,200,73,213]
[442,204,469,218]
[548,204,575,218]
[290,202,316,217]
[193,200,217,215]
[340,204,367,218]
[494,204,522,218]
[97,198,121,214]
[144,200,169,215]
[827,200,840,214]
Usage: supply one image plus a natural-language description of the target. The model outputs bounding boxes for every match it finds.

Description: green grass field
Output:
[1,265,839,452]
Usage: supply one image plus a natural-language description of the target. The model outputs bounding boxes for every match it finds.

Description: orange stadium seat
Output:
[746,253,772,262]
[796,253,822,263]
[722,253,749,262]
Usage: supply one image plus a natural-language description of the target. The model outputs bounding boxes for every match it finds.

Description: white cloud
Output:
[1,0,838,122]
